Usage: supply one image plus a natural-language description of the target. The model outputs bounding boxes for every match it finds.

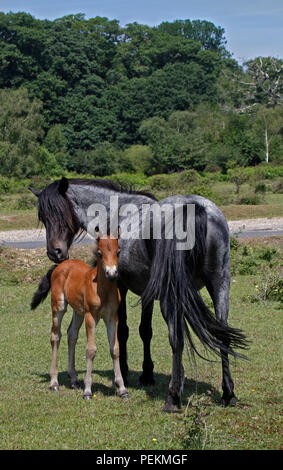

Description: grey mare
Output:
[29,177,247,412]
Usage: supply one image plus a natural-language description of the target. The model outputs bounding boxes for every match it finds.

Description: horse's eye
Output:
[117,250,120,257]
[97,250,102,258]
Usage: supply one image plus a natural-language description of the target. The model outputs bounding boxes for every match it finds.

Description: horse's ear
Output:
[58,177,69,195]
[28,186,41,198]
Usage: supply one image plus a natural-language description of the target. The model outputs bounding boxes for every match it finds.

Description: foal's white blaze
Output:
[105,265,117,276]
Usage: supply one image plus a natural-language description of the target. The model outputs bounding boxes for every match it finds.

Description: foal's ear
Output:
[58,177,69,195]
[28,186,41,198]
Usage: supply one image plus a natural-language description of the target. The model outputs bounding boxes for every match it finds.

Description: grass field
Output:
[0,238,282,450]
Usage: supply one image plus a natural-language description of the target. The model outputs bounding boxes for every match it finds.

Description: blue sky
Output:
[1,0,283,63]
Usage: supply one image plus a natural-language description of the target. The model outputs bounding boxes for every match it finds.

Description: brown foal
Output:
[33,233,128,400]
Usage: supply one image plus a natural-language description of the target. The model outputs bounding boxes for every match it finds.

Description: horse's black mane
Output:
[67,178,157,201]
[38,180,81,238]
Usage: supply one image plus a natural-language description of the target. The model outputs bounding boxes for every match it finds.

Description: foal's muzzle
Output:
[104,266,118,282]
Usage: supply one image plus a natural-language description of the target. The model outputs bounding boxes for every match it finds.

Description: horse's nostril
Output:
[55,247,62,255]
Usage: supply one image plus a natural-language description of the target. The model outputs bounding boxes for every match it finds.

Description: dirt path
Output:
[0,217,283,248]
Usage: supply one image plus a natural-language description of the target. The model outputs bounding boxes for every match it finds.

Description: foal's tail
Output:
[31,265,57,310]
[142,204,248,360]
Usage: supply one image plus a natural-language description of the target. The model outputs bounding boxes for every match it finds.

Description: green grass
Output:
[0,240,282,450]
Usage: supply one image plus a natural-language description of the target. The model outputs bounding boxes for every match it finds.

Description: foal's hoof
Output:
[221,393,238,407]
[49,383,59,392]
[83,393,93,400]
[163,395,182,413]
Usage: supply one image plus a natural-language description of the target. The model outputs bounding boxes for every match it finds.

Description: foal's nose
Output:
[105,265,118,281]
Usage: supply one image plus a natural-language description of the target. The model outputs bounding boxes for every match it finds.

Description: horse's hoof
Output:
[221,393,238,407]
[139,373,155,386]
[163,395,181,413]
[83,393,93,400]
[49,384,59,392]
[71,381,80,390]
[120,392,129,400]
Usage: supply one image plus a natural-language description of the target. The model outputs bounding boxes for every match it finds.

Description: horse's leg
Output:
[117,285,129,385]
[104,312,129,399]
[139,299,155,385]
[67,310,84,389]
[83,312,98,399]
[161,301,184,412]
[205,270,237,407]
[50,303,66,391]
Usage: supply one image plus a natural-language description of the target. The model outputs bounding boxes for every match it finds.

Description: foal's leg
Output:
[117,284,129,384]
[83,312,98,399]
[161,301,184,412]
[50,302,67,391]
[139,299,155,385]
[67,310,84,389]
[105,312,129,399]
[205,269,237,407]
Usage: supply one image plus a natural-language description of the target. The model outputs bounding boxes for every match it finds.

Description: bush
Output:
[177,169,201,185]
[15,194,37,210]
[147,174,175,191]
[271,178,283,194]
[0,176,30,194]
[230,243,281,277]
[254,183,267,194]
[238,194,263,205]
[105,172,148,188]
[230,236,239,251]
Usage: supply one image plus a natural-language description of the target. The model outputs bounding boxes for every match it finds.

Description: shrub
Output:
[271,178,283,194]
[230,236,239,251]
[254,183,267,194]
[15,195,37,210]
[105,172,148,188]
[177,169,201,185]
[147,174,175,191]
[238,194,263,205]
[0,176,30,194]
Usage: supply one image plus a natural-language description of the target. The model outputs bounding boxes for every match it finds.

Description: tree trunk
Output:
[263,114,269,163]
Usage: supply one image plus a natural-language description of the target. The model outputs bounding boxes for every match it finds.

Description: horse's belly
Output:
[118,255,150,296]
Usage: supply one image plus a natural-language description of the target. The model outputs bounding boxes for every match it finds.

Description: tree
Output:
[253,105,283,163]
[122,145,153,174]
[229,168,249,194]
[0,88,44,176]
[244,57,283,108]
[157,19,228,53]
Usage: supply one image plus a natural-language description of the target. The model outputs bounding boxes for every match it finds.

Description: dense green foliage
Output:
[0,12,282,177]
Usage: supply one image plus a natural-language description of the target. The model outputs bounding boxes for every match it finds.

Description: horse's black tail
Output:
[142,204,248,360]
[31,265,57,310]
